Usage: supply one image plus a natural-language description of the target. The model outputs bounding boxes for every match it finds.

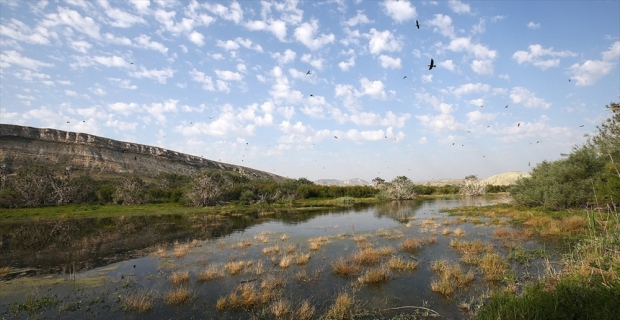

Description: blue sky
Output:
[1,0,619,182]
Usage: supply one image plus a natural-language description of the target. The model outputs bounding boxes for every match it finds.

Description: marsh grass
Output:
[164,287,191,305]
[170,271,190,285]
[280,234,289,241]
[198,265,225,281]
[325,292,355,320]
[399,237,430,252]
[122,291,154,312]
[453,227,466,237]
[153,245,169,258]
[221,282,276,310]
[295,253,311,265]
[285,244,297,254]
[234,240,252,249]
[0,266,10,276]
[296,300,316,320]
[279,255,293,268]
[358,264,391,284]
[353,247,383,265]
[388,256,418,271]
[332,257,361,276]
[430,260,475,296]
[173,241,190,258]
[262,245,280,255]
[270,298,291,319]
[479,253,510,281]
[225,260,253,275]
[309,236,330,250]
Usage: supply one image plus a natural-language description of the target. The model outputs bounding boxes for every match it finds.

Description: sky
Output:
[1,0,619,183]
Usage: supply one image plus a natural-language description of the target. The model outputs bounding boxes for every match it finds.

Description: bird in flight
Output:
[480,105,483,108]
[306,70,311,75]
[66,121,70,123]
[310,94,314,97]
[528,161,530,167]
[452,143,455,145]
[518,123,521,127]
[568,79,571,82]
[580,125,584,127]
[130,62,134,65]
[428,59,436,70]
[415,20,420,29]
[334,136,338,139]
[403,76,407,79]
[505,105,508,108]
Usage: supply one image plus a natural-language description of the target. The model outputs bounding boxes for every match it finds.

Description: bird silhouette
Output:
[428,59,436,70]
[310,94,314,97]
[306,70,311,75]
[580,125,584,127]
[66,121,70,123]
[82,120,85,122]
[568,79,571,82]
[334,136,338,139]
[452,143,455,145]
[385,136,387,138]
[518,123,520,127]
[505,105,508,108]
[403,76,407,79]
[528,161,530,167]
[415,20,420,29]
[130,62,134,65]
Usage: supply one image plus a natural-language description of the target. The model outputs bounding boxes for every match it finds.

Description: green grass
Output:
[0,197,382,222]
[475,276,620,320]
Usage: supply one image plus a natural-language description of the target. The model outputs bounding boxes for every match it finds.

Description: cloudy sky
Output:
[1,0,619,182]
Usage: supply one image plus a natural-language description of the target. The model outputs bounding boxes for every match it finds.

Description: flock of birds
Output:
[60,19,588,177]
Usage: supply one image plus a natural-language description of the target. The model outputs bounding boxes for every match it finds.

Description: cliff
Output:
[0,124,284,180]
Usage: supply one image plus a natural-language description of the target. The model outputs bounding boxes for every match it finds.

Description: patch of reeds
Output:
[353,247,382,265]
[453,227,466,237]
[170,271,190,285]
[296,300,316,320]
[280,234,289,241]
[122,291,154,312]
[270,298,291,319]
[262,245,280,255]
[224,260,253,275]
[173,241,190,258]
[234,240,252,249]
[153,245,169,258]
[295,253,311,265]
[308,236,330,250]
[0,267,9,276]
[358,264,392,284]
[332,257,361,277]
[164,287,191,305]
[219,282,276,310]
[325,292,355,320]
[430,260,475,296]
[479,253,510,281]
[442,228,451,235]
[399,237,427,253]
[285,244,297,253]
[198,265,225,281]
[279,255,293,268]
[387,256,418,271]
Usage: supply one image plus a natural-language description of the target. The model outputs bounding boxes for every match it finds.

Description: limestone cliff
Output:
[0,124,284,180]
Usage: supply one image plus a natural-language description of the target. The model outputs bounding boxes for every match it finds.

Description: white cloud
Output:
[527,22,541,29]
[382,0,416,23]
[294,19,335,50]
[0,18,53,45]
[189,68,214,91]
[70,55,130,68]
[89,86,106,96]
[439,59,455,71]
[466,110,496,123]
[427,14,455,38]
[272,49,296,64]
[366,28,402,55]
[447,37,497,59]
[205,1,243,24]
[568,41,620,86]
[338,56,355,71]
[378,55,401,69]
[108,77,137,90]
[64,89,77,96]
[421,74,433,83]
[301,54,324,70]
[13,69,50,81]
[509,87,551,109]
[69,40,92,53]
[109,102,140,116]
[0,50,53,70]
[471,59,494,75]
[129,0,150,13]
[344,10,372,26]
[135,34,168,54]
[101,1,145,28]
[245,19,287,41]
[215,69,243,81]
[451,83,490,97]
[216,37,263,52]
[359,78,387,99]
[447,0,471,14]
[41,7,101,39]
[130,66,175,83]
[144,99,179,125]
[188,31,205,46]
[512,44,576,70]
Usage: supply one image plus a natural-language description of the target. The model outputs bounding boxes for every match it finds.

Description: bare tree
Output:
[185,171,233,206]
[113,176,148,205]
[381,176,417,203]
[460,175,487,196]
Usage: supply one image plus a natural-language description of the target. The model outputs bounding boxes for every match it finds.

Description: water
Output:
[0,197,562,319]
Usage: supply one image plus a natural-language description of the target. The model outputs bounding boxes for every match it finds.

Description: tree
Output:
[460,175,487,196]
[381,176,416,203]
[185,170,234,206]
[372,177,386,187]
[114,176,148,205]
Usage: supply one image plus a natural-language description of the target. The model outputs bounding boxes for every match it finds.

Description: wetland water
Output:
[0,197,564,319]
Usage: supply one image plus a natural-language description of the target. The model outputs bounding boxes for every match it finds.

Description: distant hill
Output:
[417,171,531,187]
[315,178,371,186]
[0,124,284,181]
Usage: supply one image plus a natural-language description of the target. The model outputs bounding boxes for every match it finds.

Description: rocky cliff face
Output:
[0,124,283,180]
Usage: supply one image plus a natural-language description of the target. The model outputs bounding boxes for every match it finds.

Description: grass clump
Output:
[388,256,418,271]
[164,287,191,305]
[353,247,382,265]
[399,237,426,252]
[474,277,620,320]
[198,265,225,281]
[224,260,253,275]
[325,292,355,320]
[295,253,311,265]
[332,257,361,277]
[296,300,316,320]
[430,260,475,296]
[262,245,280,255]
[358,264,391,284]
[270,298,291,319]
[479,253,510,281]
[170,271,190,285]
[172,241,190,258]
[122,291,154,312]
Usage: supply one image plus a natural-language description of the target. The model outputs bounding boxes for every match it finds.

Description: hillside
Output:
[0,124,284,181]
[417,171,531,187]
[314,178,371,186]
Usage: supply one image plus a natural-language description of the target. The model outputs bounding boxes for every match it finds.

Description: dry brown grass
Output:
[377,246,395,256]
[234,240,252,249]
[279,255,293,268]
[198,265,225,281]
[450,239,494,265]
[561,216,586,233]
[262,245,280,255]
[123,291,154,312]
[225,260,253,275]
[358,264,391,284]
[352,235,368,243]
[427,236,438,244]
[399,237,426,252]
[170,271,190,285]
[0,267,9,276]
[254,260,264,275]
[387,256,418,271]
[153,245,169,258]
[430,260,475,296]
[173,241,191,258]
[453,227,466,237]
[280,234,289,241]
[270,298,291,319]
[309,236,330,250]
[325,292,354,320]
[332,257,361,276]
[296,300,316,320]
[421,219,440,228]
[261,275,286,291]
[164,287,191,305]
[295,253,311,265]
[479,253,509,281]
[254,232,270,243]
[294,269,322,283]
[223,283,276,310]
[492,228,511,239]
[442,228,452,235]
[285,244,297,254]
[353,247,383,265]
[376,229,404,239]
